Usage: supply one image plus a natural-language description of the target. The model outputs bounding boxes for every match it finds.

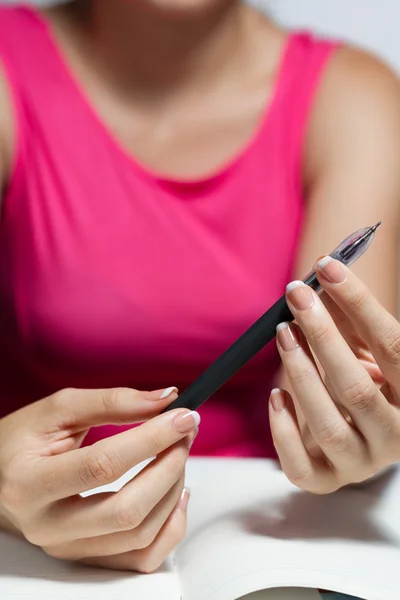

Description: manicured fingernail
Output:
[179,488,191,511]
[286,281,314,310]
[270,389,286,412]
[317,256,346,284]
[160,387,178,399]
[276,322,299,351]
[173,411,201,433]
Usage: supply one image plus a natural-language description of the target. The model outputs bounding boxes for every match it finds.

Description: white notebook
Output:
[1,457,400,600]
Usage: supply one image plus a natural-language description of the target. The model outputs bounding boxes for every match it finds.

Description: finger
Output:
[79,489,190,573]
[44,475,185,559]
[36,386,179,433]
[34,408,200,501]
[316,257,400,393]
[320,291,363,347]
[276,321,364,466]
[320,292,386,385]
[269,389,336,494]
[45,438,189,541]
[285,281,393,440]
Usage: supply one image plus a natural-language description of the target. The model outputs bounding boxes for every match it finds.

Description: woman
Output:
[0,0,399,573]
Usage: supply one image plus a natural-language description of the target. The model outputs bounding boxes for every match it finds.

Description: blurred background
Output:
[1,0,399,71]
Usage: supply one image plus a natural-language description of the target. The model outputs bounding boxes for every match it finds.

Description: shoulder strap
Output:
[278,33,340,191]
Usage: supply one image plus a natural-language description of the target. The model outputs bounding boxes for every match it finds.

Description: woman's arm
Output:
[276,45,400,397]
[297,46,400,311]
[270,49,400,488]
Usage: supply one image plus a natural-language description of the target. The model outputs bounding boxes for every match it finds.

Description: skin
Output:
[271,258,400,493]
[0,386,199,572]
[0,0,400,572]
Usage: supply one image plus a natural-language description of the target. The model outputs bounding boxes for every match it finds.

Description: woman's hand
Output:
[0,386,199,572]
[269,256,400,494]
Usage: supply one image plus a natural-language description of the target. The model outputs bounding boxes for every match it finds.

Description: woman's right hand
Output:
[0,386,200,572]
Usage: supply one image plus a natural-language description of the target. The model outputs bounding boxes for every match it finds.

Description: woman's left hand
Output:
[270,256,400,494]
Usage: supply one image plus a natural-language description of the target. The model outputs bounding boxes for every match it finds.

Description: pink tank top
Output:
[0,6,336,457]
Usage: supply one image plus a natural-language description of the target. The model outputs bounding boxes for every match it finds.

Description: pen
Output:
[163,223,381,413]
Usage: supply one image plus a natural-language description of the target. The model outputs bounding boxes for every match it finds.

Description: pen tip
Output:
[371,221,382,232]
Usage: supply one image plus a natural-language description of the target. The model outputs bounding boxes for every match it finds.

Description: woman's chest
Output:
[0,157,302,389]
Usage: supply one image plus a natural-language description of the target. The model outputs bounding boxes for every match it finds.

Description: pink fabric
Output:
[0,6,337,457]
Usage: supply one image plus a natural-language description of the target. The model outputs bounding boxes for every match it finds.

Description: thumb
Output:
[35,387,179,433]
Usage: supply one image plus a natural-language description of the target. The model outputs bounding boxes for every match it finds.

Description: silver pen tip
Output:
[371,221,382,232]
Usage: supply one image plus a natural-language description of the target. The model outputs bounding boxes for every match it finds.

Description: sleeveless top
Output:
[0,6,336,457]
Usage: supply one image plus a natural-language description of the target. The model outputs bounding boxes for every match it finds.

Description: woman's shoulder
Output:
[303,41,400,186]
[251,3,400,110]
[322,44,400,109]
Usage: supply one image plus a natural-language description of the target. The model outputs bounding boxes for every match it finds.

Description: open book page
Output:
[0,530,321,600]
[2,457,400,600]
[0,531,180,600]
[178,458,400,600]
[0,457,179,600]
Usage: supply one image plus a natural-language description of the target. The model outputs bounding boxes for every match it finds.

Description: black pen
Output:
[163,223,381,413]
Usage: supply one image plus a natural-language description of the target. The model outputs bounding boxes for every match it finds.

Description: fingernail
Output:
[179,488,191,511]
[276,322,299,351]
[270,389,286,412]
[173,411,201,433]
[160,387,178,399]
[286,281,314,310]
[317,256,346,284]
